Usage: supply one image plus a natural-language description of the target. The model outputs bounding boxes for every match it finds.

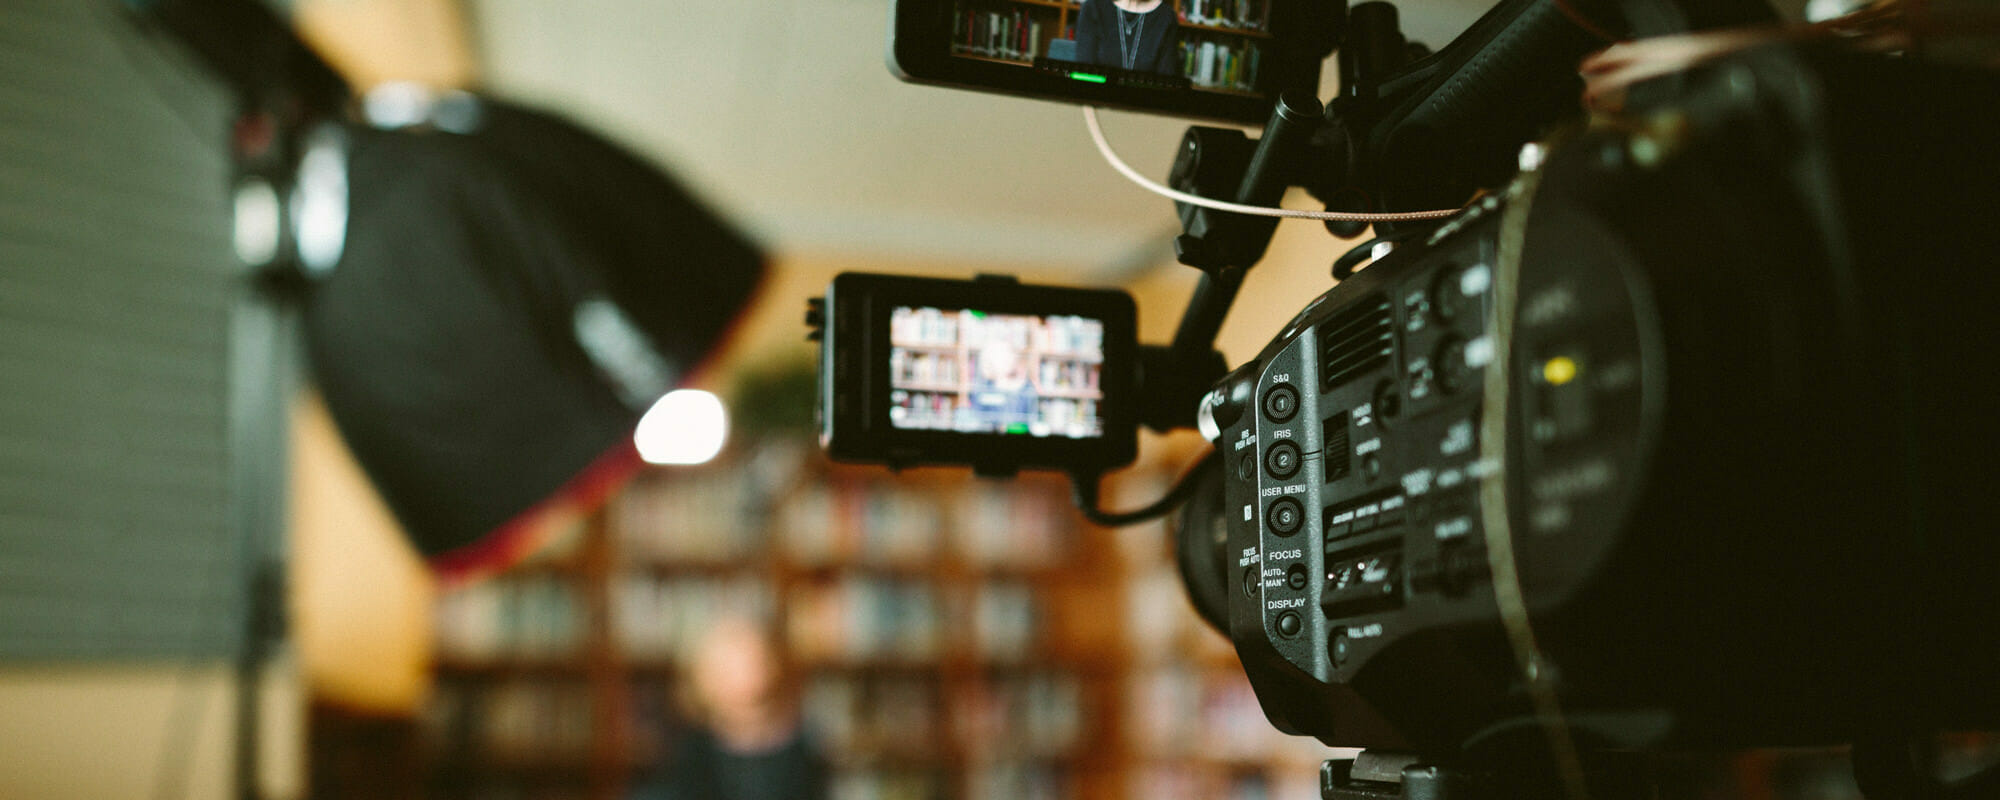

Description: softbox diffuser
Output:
[302,99,765,579]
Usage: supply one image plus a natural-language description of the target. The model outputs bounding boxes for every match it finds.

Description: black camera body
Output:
[829,0,2000,785]
[1198,48,2000,757]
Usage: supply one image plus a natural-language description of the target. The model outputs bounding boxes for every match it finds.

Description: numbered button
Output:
[1262,384,1299,423]
[1264,441,1302,480]
[1267,497,1304,536]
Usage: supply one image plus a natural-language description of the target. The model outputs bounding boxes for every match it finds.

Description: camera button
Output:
[1265,441,1302,480]
[1262,384,1300,422]
[1276,611,1303,638]
[1268,497,1305,536]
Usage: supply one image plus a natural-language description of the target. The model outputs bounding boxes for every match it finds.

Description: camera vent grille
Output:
[1319,295,1394,392]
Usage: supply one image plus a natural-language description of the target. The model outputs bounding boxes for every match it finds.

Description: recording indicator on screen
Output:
[887,306,1106,438]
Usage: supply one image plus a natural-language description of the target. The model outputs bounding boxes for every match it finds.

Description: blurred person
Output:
[633,615,828,800]
[1072,0,1182,75]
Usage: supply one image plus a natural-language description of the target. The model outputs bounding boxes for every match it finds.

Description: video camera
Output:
[814,1,2000,797]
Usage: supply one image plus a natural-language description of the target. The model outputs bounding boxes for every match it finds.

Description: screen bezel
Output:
[831,273,1137,471]
[888,0,1318,125]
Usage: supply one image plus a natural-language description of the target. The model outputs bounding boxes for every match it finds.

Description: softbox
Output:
[302,98,765,578]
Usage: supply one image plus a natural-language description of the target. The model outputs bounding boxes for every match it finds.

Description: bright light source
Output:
[232,177,282,267]
[634,389,727,465]
[292,126,348,276]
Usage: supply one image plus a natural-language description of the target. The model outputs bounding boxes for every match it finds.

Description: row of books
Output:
[888,348,962,388]
[434,576,585,660]
[611,468,772,563]
[421,678,594,761]
[887,389,969,431]
[787,576,944,663]
[969,580,1042,658]
[804,675,946,760]
[891,306,1105,358]
[1179,0,1269,31]
[956,481,1068,567]
[889,305,963,348]
[951,8,1056,65]
[610,573,776,661]
[1036,357,1102,394]
[1131,763,1322,800]
[953,672,1085,755]
[830,765,1068,800]
[775,480,1069,568]
[802,672,1087,767]
[964,762,1071,800]
[1126,664,1333,763]
[606,574,1041,665]
[778,482,945,566]
[1181,35,1264,92]
[615,470,1069,569]
[828,769,947,800]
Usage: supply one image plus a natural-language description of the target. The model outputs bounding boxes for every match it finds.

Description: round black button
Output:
[1262,384,1300,423]
[1236,453,1256,481]
[1331,633,1351,665]
[1286,563,1309,591]
[1277,611,1302,638]
[1362,454,1383,482]
[1265,441,1302,480]
[1242,566,1260,598]
[1372,379,1401,422]
[1267,497,1304,536]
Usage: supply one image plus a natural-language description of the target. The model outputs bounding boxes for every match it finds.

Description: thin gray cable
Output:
[1082,106,1463,222]
[1479,161,1590,800]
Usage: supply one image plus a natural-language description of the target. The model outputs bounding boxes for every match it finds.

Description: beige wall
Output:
[290,392,436,714]
[294,0,478,90]
[0,662,303,800]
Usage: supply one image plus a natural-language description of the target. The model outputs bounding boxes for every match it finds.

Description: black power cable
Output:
[1068,450,1220,527]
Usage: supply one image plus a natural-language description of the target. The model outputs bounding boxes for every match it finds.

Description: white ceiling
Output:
[466,0,1507,276]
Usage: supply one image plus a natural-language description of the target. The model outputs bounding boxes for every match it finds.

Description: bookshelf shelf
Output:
[433,657,593,676]
[1178,20,1271,37]
[1190,83,1264,97]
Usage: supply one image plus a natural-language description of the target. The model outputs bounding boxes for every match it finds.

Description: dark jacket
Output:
[1072,0,1180,76]
[631,727,829,800]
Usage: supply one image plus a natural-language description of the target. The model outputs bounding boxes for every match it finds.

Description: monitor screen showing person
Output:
[887,306,1106,439]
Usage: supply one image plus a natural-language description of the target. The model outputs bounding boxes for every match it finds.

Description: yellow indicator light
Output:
[1542,356,1579,386]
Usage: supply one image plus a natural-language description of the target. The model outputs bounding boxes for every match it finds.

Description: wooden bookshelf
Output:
[419,445,1132,799]
[410,439,1363,800]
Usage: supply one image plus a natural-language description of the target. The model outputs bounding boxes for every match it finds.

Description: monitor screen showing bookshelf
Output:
[888,306,1106,439]
[950,0,1273,97]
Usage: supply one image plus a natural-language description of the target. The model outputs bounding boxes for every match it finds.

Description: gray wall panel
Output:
[0,0,257,660]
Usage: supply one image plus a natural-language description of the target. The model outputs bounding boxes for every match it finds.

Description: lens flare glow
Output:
[634,389,727,465]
